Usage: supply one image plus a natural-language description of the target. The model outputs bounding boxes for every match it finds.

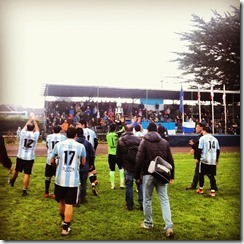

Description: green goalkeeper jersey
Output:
[106,131,118,155]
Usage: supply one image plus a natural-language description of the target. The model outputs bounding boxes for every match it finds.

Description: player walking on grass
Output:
[106,123,125,189]
[186,122,218,191]
[8,114,40,196]
[50,127,86,236]
[44,125,66,198]
[196,126,220,197]
[75,127,97,205]
[77,119,99,188]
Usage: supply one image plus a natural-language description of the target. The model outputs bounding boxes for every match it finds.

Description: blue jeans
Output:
[124,169,143,209]
[142,174,173,230]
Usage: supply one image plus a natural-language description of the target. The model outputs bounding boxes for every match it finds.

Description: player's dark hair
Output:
[134,124,141,132]
[27,123,34,131]
[203,126,211,133]
[79,119,87,127]
[76,128,84,137]
[53,125,62,133]
[66,127,77,138]
[109,123,116,132]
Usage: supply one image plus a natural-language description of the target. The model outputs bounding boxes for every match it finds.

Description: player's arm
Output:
[33,116,39,132]
[94,138,98,151]
[50,144,58,168]
[216,149,220,163]
[80,156,86,166]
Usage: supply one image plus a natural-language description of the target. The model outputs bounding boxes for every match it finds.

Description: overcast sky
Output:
[0,0,240,108]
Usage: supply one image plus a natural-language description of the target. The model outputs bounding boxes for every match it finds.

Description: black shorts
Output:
[45,164,56,177]
[199,162,216,176]
[54,184,79,205]
[15,157,34,175]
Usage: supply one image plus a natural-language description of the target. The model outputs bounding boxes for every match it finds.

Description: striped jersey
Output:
[17,129,40,160]
[106,131,118,155]
[198,134,220,165]
[83,128,97,148]
[46,133,67,165]
[51,139,86,187]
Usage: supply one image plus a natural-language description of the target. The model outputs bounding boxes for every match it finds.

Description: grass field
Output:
[0,152,240,241]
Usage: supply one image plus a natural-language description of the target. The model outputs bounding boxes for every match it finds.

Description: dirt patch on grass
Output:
[6,142,240,157]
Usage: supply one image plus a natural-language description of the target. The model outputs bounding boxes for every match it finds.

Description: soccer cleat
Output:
[61,227,71,236]
[52,194,56,199]
[209,191,215,197]
[196,188,204,194]
[141,223,154,229]
[166,228,174,237]
[22,190,28,196]
[120,184,125,189]
[8,178,14,187]
[44,193,50,198]
[111,185,115,190]
[92,185,98,196]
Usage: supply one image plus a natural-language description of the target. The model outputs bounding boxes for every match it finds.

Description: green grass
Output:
[0,152,240,240]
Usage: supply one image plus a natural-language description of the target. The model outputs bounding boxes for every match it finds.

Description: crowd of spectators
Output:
[43,99,240,136]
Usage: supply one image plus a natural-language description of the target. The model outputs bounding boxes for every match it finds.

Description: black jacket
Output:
[135,131,175,180]
[76,136,95,172]
[191,134,202,160]
[116,131,141,172]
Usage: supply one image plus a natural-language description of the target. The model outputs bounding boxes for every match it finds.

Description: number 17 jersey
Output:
[52,139,86,187]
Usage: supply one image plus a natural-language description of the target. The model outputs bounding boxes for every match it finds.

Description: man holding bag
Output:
[135,122,175,238]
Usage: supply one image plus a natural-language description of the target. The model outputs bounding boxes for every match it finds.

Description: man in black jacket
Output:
[134,122,174,238]
[116,125,142,211]
[75,128,98,202]
[186,122,204,190]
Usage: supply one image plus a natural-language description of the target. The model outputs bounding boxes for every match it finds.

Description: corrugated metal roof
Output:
[42,84,240,103]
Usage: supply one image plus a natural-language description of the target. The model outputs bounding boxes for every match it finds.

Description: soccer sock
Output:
[63,222,70,231]
[89,174,97,185]
[45,178,51,194]
[60,213,65,221]
[109,171,115,187]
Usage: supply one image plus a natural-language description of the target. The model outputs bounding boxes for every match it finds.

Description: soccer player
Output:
[196,126,220,197]
[8,114,40,196]
[78,119,98,150]
[50,127,86,236]
[106,123,125,189]
[44,125,66,198]
[76,119,99,188]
